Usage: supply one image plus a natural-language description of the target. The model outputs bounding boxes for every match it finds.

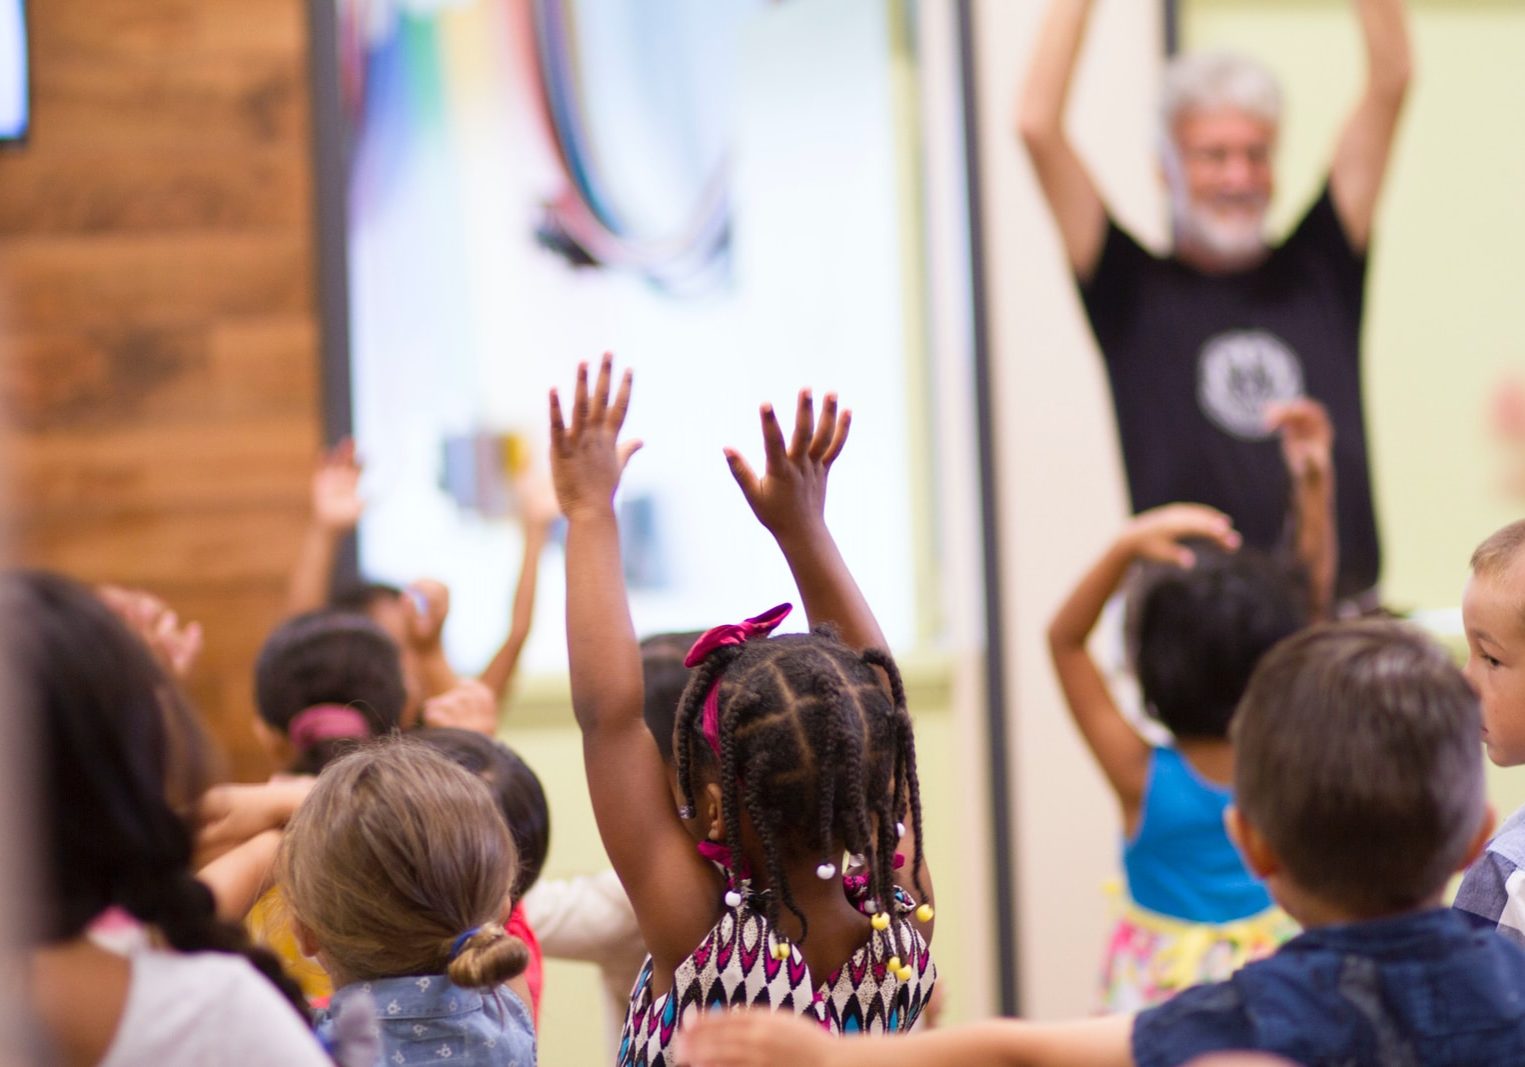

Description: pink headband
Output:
[288,703,371,753]
[684,603,792,756]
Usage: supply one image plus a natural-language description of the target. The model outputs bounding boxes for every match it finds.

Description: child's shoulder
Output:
[1489,804,1525,867]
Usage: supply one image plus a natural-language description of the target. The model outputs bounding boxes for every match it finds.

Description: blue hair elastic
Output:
[449,926,482,960]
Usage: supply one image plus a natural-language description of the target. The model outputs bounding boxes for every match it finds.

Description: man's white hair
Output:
[1161,50,1283,138]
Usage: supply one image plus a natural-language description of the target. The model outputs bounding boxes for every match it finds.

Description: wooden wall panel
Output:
[0,0,322,779]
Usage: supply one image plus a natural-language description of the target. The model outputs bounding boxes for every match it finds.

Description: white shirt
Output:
[99,947,329,1067]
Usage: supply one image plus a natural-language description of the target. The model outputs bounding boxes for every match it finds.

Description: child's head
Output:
[1463,519,1525,767]
[414,727,551,899]
[5,570,307,1014]
[640,630,704,766]
[676,622,925,944]
[278,737,528,989]
[253,610,406,774]
[1131,546,1308,739]
[1231,620,1488,920]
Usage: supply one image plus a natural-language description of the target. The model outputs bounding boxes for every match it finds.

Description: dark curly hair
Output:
[4,569,309,1020]
[674,626,926,964]
[1130,544,1310,740]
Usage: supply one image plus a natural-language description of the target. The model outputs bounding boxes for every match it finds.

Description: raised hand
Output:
[1119,504,1241,569]
[724,389,850,539]
[422,678,499,736]
[403,579,450,651]
[1266,397,1334,483]
[514,457,562,530]
[97,585,204,679]
[548,354,641,521]
[311,438,364,532]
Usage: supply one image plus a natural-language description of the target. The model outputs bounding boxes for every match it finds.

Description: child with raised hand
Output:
[1453,519,1525,941]
[287,437,559,720]
[278,738,536,1065]
[548,356,935,1066]
[681,621,1522,1067]
[1049,403,1333,1012]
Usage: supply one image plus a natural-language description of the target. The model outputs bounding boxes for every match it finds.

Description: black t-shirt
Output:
[1079,186,1379,598]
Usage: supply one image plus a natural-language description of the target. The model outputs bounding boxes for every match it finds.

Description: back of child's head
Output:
[1233,620,1485,917]
[329,580,404,617]
[3,569,307,1015]
[1131,545,1308,739]
[677,624,925,950]
[414,727,550,899]
[1472,519,1525,584]
[278,737,528,989]
[253,610,405,774]
[641,630,704,765]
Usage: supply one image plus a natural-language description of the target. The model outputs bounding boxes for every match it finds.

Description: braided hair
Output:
[674,626,927,965]
[6,569,309,1020]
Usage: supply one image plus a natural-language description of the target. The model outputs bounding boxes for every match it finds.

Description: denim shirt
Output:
[318,974,536,1067]
[1132,908,1525,1067]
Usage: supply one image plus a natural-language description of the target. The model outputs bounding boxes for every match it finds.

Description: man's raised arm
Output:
[1015,0,1109,282]
[1330,0,1413,252]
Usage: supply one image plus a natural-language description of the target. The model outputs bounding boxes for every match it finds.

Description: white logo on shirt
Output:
[1196,329,1306,440]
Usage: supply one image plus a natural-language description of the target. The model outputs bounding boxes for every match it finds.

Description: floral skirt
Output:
[1099,884,1297,1014]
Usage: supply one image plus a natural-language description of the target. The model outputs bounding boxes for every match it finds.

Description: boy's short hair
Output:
[1233,620,1484,917]
[1472,519,1525,581]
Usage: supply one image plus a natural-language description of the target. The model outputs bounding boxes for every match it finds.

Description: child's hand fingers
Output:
[807,392,837,461]
[610,366,634,431]
[821,405,851,467]
[571,361,591,435]
[617,438,644,472]
[548,388,567,451]
[591,351,614,418]
[724,447,761,502]
[759,403,789,469]
[789,389,814,459]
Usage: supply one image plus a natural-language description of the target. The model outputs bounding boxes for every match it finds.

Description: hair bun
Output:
[445,923,530,988]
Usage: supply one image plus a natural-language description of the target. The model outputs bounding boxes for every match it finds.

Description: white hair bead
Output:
[724,889,742,909]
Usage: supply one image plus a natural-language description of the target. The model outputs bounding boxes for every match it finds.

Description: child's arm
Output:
[726,390,936,924]
[549,355,723,974]
[420,678,500,735]
[675,1010,1135,1067]
[198,829,283,923]
[725,391,882,657]
[479,467,558,700]
[192,778,314,869]
[402,579,463,699]
[1047,506,1240,820]
[1267,399,1337,619]
[286,439,364,616]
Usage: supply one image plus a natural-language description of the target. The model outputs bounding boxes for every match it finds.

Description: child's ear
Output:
[253,719,292,767]
[1224,804,1279,879]
[1458,804,1498,872]
[703,781,726,842]
[292,916,321,961]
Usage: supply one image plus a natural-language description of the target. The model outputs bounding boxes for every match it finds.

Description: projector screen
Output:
[0,0,27,141]
[324,0,941,675]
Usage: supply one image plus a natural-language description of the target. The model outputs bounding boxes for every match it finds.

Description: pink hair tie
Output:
[685,604,792,756]
[287,703,371,753]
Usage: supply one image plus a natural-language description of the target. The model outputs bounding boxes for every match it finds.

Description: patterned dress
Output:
[617,878,936,1066]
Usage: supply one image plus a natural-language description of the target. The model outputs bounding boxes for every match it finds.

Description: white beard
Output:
[1171,195,1269,266]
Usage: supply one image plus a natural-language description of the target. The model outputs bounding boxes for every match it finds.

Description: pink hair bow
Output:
[684,603,792,755]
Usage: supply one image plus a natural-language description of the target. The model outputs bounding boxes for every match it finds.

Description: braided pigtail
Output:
[674,647,742,816]
[863,647,929,907]
[123,868,310,1021]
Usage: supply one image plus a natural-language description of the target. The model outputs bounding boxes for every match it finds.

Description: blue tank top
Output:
[1123,746,1273,923]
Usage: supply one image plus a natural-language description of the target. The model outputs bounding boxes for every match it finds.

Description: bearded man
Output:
[1017,1,1411,606]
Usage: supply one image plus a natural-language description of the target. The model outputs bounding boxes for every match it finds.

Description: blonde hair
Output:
[1161,50,1283,137]
[1472,519,1525,580]
[278,737,527,988]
